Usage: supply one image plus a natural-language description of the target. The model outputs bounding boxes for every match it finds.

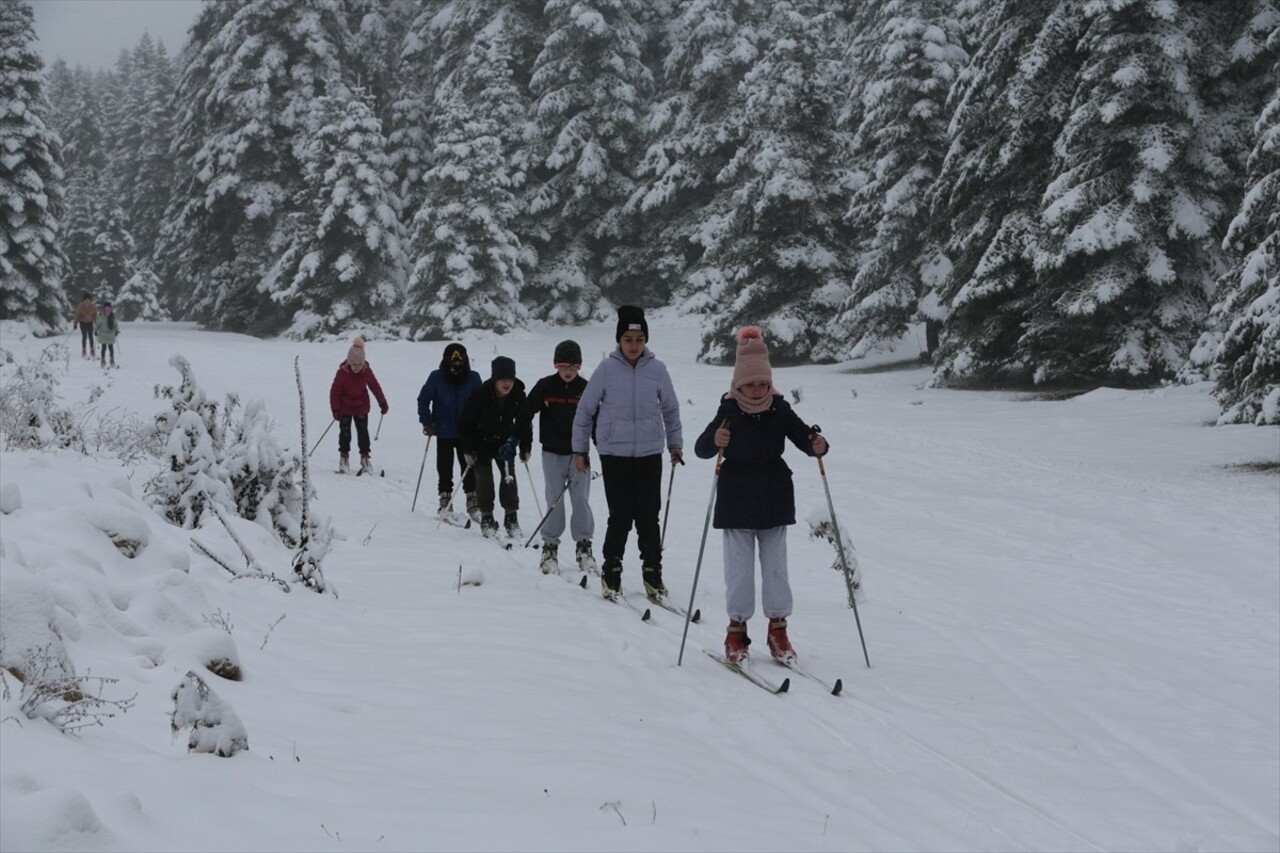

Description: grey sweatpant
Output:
[539,451,594,545]
[722,526,792,622]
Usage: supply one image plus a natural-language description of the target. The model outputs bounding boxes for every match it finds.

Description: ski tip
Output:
[831,678,843,697]
[692,608,701,624]
[777,677,791,694]
[578,575,588,589]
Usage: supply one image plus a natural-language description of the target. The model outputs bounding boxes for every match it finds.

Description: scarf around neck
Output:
[729,384,774,415]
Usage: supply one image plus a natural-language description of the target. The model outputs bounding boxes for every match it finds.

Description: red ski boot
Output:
[725,620,750,664]
[767,618,797,664]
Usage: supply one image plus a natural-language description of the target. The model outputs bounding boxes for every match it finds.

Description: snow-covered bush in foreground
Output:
[170,670,248,757]
[0,345,82,452]
[148,354,332,562]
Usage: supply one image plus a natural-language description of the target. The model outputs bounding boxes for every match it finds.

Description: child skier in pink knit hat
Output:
[329,338,389,474]
[693,326,828,665]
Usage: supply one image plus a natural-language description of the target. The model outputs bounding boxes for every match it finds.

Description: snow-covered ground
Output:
[1,313,1277,853]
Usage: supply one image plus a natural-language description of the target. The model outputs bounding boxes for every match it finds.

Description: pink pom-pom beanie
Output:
[731,326,772,390]
[347,337,366,367]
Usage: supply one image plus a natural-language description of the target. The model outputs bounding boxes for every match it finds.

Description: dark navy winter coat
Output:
[693,394,825,530]
[418,368,482,440]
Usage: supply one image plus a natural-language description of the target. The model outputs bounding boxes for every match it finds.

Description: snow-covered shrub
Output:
[223,398,321,549]
[147,356,234,528]
[170,670,247,757]
[1,643,136,733]
[150,410,234,529]
[0,345,84,452]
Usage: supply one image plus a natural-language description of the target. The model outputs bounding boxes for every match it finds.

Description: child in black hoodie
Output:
[459,356,532,538]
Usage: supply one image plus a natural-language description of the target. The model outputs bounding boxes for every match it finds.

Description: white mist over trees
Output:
[9,0,1279,422]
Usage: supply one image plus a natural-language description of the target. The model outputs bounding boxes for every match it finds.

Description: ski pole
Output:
[374,412,384,441]
[309,419,336,457]
[523,458,544,518]
[677,422,727,666]
[523,474,571,548]
[812,425,870,668]
[435,461,474,529]
[410,434,432,512]
[660,455,683,549]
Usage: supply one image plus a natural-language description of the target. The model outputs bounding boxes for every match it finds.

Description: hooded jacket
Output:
[572,347,681,458]
[417,346,483,440]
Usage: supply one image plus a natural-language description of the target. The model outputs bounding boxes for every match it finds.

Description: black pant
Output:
[599,454,663,569]
[436,436,476,495]
[79,321,94,350]
[99,343,115,365]
[338,415,371,455]
[474,457,518,516]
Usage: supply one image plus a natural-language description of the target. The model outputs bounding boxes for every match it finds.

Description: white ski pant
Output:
[539,451,594,545]
[722,526,791,622]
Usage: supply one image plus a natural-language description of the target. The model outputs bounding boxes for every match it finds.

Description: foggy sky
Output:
[29,0,202,70]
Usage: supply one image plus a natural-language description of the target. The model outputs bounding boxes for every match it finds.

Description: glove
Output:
[463,452,477,467]
[423,422,437,437]
[519,449,530,464]
[497,436,518,461]
[381,404,389,415]
[670,447,684,465]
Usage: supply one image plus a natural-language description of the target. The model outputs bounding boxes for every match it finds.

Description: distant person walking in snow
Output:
[72,293,97,359]
[94,302,119,368]
[693,327,828,665]
[329,338,388,474]
[459,356,532,539]
[418,342,483,520]
[520,340,596,574]
[572,306,683,601]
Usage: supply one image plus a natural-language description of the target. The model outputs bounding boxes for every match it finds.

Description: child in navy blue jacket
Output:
[418,343,483,519]
[694,327,828,665]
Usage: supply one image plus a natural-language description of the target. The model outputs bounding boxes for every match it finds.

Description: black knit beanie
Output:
[491,356,516,381]
[554,340,583,365]
[616,305,648,342]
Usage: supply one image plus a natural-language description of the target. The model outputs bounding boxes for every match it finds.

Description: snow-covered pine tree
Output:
[1211,2,1280,424]
[107,34,177,264]
[151,409,234,529]
[1027,0,1230,385]
[524,0,651,322]
[86,205,136,299]
[343,0,417,126]
[113,268,169,321]
[148,354,235,529]
[159,0,354,334]
[405,27,531,337]
[271,93,406,339]
[0,0,68,333]
[385,0,450,223]
[222,397,323,549]
[697,0,854,364]
[928,0,1083,385]
[832,0,967,361]
[625,0,763,311]
[152,354,226,457]
[49,66,109,302]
